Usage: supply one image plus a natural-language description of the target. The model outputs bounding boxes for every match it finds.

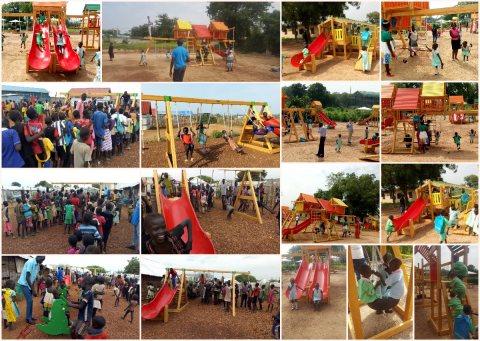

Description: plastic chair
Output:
[14,285,23,301]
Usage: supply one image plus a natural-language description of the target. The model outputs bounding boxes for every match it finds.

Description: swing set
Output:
[142,94,280,168]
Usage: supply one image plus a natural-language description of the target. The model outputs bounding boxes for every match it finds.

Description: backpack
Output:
[453,314,471,339]
[361,31,370,41]
[434,215,445,234]
[116,113,124,134]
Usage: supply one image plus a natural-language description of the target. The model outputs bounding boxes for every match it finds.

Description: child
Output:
[312,283,323,312]
[147,282,155,303]
[144,213,193,254]
[141,50,147,67]
[43,279,54,318]
[449,262,467,301]
[453,132,461,150]
[222,130,242,153]
[72,127,92,168]
[461,41,470,63]
[466,203,479,236]
[2,280,19,331]
[336,134,342,153]
[78,213,101,240]
[358,45,370,73]
[166,51,171,60]
[434,130,440,145]
[449,204,460,230]
[121,294,138,323]
[361,27,371,48]
[84,315,107,339]
[3,201,13,238]
[365,127,369,139]
[453,304,477,339]
[426,43,444,76]
[226,195,235,220]
[342,220,348,238]
[92,277,105,317]
[300,44,309,64]
[178,127,196,162]
[385,215,397,242]
[67,276,95,339]
[435,209,451,244]
[93,207,105,253]
[14,198,25,238]
[196,123,209,153]
[114,284,121,307]
[287,278,305,311]
[67,235,82,254]
[128,202,134,222]
[448,291,464,321]
[226,48,234,72]
[76,42,85,70]
[266,284,278,312]
[470,129,476,144]
[20,33,27,50]
[35,31,45,51]
[64,199,75,234]
[54,31,70,55]
[101,202,114,252]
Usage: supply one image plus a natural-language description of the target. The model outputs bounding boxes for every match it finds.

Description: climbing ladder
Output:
[388,119,417,154]
[199,46,217,66]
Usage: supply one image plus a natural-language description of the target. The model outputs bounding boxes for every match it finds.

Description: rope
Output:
[188,102,193,139]
[205,103,214,135]
[175,102,180,131]
[230,105,234,137]
[222,104,226,132]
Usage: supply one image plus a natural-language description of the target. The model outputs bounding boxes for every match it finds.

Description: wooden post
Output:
[347,246,364,339]
[428,180,434,221]
[232,272,236,317]
[154,170,162,214]
[164,305,169,322]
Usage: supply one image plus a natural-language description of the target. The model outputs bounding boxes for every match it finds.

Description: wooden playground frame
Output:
[142,95,280,168]
[81,4,100,51]
[348,245,414,339]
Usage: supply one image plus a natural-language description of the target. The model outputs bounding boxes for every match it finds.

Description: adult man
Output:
[294,29,298,43]
[316,123,327,158]
[400,193,406,216]
[125,198,140,254]
[18,256,45,324]
[170,39,190,82]
[302,29,309,47]
[220,179,227,210]
[56,267,64,284]
[346,118,354,145]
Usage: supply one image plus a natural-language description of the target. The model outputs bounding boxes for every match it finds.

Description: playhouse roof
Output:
[381,84,396,99]
[392,88,421,110]
[431,181,474,190]
[281,206,289,211]
[176,21,192,30]
[141,101,151,115]
[330,198,348,207]
[449,95,464,104]
[422,82,445,97]
[193,25,212,38]
[209,22,229,31]
[372,105,380,109]
[282,91,289,99]
[33,2,66,8]
[296,193,318,204]
[311,101,322,108]
[83,4,100,12]
[317,199,336,213]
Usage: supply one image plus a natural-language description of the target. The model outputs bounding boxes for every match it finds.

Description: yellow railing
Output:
[334,29,343,41]
[352,35,360,46]
[432,193,441,205]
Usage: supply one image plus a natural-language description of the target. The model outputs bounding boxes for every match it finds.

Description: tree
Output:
[153,13,177,38]
[306,83,331,107]
[282,83,308,99]
[34,181,52,188]
[87,266,106,273]
[124,257,140,275]
[92,184,100,189]
[11,182,21,187]
[463,175,478,189]
[235,274,257,283]
[366,11,380,25]
[261,10,281,56]
[235,170,268,182]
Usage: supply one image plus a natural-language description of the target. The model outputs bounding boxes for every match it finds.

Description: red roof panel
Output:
[141,101,151,114]
[193,25,212,38]
[317,199,336,213]
[392,88,421,110]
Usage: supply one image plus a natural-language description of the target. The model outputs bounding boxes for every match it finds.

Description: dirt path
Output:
[103,50,280,82]
[381,117,478,162]
[381,31,478,81]
[381,206,478,244]
[1,286,139,339]
[281,41,380,81]
[282,121,379,163]
[2,31,98,82]
[414,284,478,339]
[282,269,346,339]
[2,206,139,254]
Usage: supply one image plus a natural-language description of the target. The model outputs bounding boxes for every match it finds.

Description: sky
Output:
[282,82,379,95]
[103,2,280,31]
[343,2,380,22]
[142,255,280,280]
[2,169,139,188]
[22,255,137,272]
[141,168,280,181]
[142,83,280,116]
[413,245,478,269]
[281,163,380,207]
[439,164,479,185]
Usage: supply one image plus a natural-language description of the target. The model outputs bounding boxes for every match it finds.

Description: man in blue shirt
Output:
[125,198,141,253]
[56,267,64,284]
[18,256,45,324]
[170,39,190,82]
[91,102,108,163]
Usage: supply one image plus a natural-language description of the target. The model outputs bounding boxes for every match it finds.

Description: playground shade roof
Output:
[282,206,289,211]
[68,88,112,95]
[449,96,464,104]
[33,2,66,8]
[209,22,229,31]
[392,88,421,110]
[193,25,212,38]
[2,85,49,93]
[298,193,318,204]
[141,101,151,114]
[317,199,336,213]
[282,91,289,99]
[176,21,192,30]
[330,198,348,207]
[372,105,380,109]
[431,181,473,189]
[83,4,100,12]
[381,85,396,99]
[311,101,322,107]
[422,82,445,97]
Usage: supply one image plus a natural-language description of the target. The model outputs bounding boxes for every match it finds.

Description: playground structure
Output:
[290,16,378,74]
[389,180,477,239]
[142,94,280,168]
[357,105,380,127]
[381,82,478,155]
[142,267,250,322]
[348,245,414,339]
[414,245,471,338]
[140,20,236,66]
[2,2,101,75]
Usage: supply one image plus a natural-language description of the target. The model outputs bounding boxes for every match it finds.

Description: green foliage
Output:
[34,181,52,188]
[88,266,106,273]
[235,170,268,182]
[11,182,21,187]
[235,274,257,283]
[211,130,223,138]
[463,175,478,189]
[92,184,100,189]
[366,11,380,25]
[261,10,281,56]
[197,113,218,125]
[121,39,129,44]
[124,257,140,275]
[363,245,412,260]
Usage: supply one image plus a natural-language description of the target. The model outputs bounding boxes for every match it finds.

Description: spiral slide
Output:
[286,259,313,299]
[160,187,215,254]
[262,117,281,137]
[391,197,430,232]
[308,258,329,300]
[52,21,81,71]
[290,33,332,68]
[28,20,51,70]
[317,110,337,128]
[282,218,312,236]
[142,284,178,319]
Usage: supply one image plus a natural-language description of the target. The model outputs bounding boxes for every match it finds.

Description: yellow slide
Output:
[355,37,372,71]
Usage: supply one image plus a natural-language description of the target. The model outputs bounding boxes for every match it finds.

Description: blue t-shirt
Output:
[92,111,108,136]
[78,288,94,322]
[132,199,141,226]
[462,193,469,204]
[24,204,32,217]
[18,258,39,289]
[57,269,64,280]
[2,129,25,167]
[172,46,189,69]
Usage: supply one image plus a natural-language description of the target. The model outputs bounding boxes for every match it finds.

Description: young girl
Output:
[147,282,155,303]
[54,31,70,55]
[3,201,13,238]
[466,204,479,236]
[461,41,470,63]
[178,127,196,162]
[312,283,323,312]
[300,44,309,64]
[358,45,370,73]
[76,42,85,70]
[426,43,444,76]
[453,132,462,150]
[469,129,476,143]
[226,48,234,72]
[2,280,19,331]
[449,204,460,230]
[196,123,209,154]
[38,204,45,230]
[287,278,304,311]
[336,134,342,152]
[141,50,147,67]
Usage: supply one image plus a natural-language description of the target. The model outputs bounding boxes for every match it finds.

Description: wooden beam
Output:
[387,4,478,18]
[142,94,266,106]
[168,268,250,274]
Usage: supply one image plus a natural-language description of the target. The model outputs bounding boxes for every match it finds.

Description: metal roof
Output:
[2,85,49,93]
[83,4,100,12]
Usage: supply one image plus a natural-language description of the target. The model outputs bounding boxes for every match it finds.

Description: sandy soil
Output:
[282,269,346,339]
[281,41,380,81]
[414,284,478,339]
[102,50,280,82]
[381,206,479,244]
[282,121,380,163]
[141,124,280,168]
[2,31,99,82]
[141,294,279,339]
[381,117,479,162]
[2,286,140,339]
[2,203,138,254]
[348,258,413,339]
[282,217,380,245]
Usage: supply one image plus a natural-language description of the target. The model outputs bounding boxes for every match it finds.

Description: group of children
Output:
[287,278,324,312]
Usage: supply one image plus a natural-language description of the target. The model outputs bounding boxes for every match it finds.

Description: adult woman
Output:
[108,43,114,61]
[450,22,461,60]
[381,20,396,77]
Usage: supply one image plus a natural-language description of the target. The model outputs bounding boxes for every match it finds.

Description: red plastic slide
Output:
[211,45,225,57]
[282,218,312,236]
[363,222,371,229]
[142,283,178,319]
[63,272,71,287]
[381,117,394,130]
[286,259,313,299]
[290,33,332,68]
[52,21,81,71]
[391,197,430,231]
[28,20,51,70]
[262,117,280,137]
[308,259,329,300]
[317,110,337,128]
[452,113,466,124]
[160,187,215,254]
[359,139,380,145]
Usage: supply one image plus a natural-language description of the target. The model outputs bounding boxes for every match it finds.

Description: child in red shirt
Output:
[84,316,107,339]
[177,127,196,162]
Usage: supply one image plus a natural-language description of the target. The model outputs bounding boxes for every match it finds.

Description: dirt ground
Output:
[141,295,278,339]
[281,41,380,81]
[141,124,280,168]
[381,117,479,162]
[414,284,478,339]
[281,269,346,339]
[381,30,478,81]
[2,31,99,82]
[348,258,413,339]
[282,217,380,244]
[2,205,139,254]
[282,121,380,162]
[102,50,280,82]
[381,206,478,244]
[1,286,139,339]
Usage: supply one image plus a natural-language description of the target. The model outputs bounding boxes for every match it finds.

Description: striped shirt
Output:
[78,224,101,239]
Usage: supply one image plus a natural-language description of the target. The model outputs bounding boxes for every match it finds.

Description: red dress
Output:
[355,222,361,238]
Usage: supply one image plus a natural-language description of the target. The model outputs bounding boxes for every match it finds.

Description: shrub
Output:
[121,39,129,44]
[211,130,223,138]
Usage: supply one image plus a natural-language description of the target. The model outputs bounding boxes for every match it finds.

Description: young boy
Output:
[385,215,397,242]
[64,199,75,234]
[453,304,477,339]
[72,127,92,168]
[447,291,464,321]
[114,283,121,307]
[121,294,138,323]
[78,212,101,240]
[67,276,95,339]
[84,316,107,339]
[14,198,26,238]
